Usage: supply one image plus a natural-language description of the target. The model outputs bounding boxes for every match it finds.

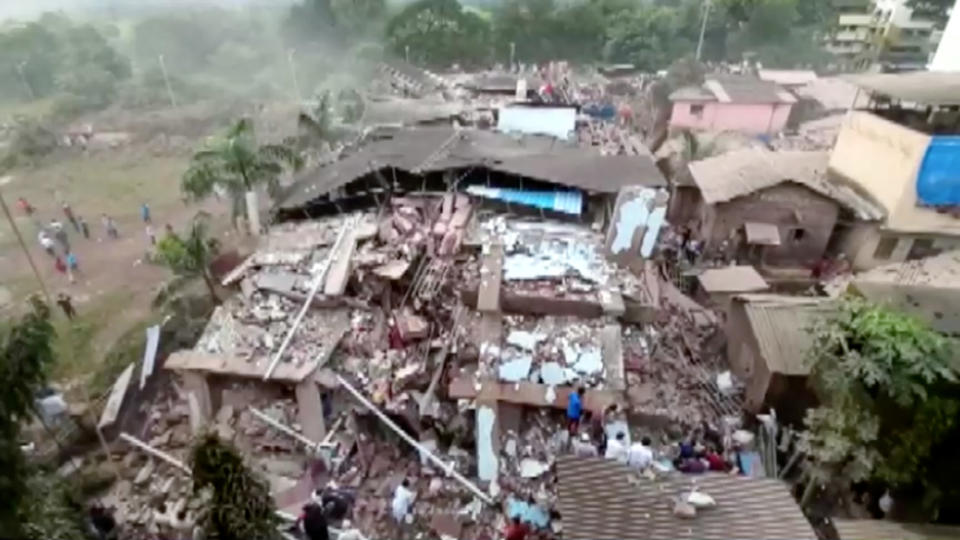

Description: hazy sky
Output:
[0,0,290,22]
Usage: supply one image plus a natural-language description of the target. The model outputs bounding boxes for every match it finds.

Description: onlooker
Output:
[38,231,56,257]
[141,202,151,224]
[56,293,76,320]
[17,197,34,216]
[627,436,654,470]
[504,516,530,540]
[50,219,69,251]
[102,214,119,239]
[63,202,79,232]
[566,387,585,435]
[299,502,329,540]
[54,256,67,274]
[66,251,78,272]
[572,431,599,458]
[604,432,628,463]
[78,216,90,239]
[391,479,415,523]
[146,224,156,245]
[704,447,727,472]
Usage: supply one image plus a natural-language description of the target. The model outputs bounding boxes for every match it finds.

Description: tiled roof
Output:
[556,455,817,540]
[735,294,835,375]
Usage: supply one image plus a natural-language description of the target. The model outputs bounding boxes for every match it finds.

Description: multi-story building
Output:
[826,0,941,71]
[930,0,960,70]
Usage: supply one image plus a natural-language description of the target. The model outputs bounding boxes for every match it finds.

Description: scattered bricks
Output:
[396,310,429,340]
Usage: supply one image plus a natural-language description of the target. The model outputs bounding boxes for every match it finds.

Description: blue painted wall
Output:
[917,136,960,206]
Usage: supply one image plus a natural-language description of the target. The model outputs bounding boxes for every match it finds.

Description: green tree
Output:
[191,434,280,540]
[181,119,303,234]
[799,297,960,512]
[155,212,222,304]
[286,0,340,42]
[603,6,686,71]
[386,0,492,68]
[0,297,56,536]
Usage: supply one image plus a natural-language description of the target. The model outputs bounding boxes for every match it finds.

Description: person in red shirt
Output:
[504,516,529,540]
[17,197,33,216]
[54,256,67,274]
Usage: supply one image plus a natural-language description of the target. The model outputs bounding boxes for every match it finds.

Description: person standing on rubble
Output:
[504,516,530,540]
[566,387,585,435]
[391,479,416,524]
[299,501,330,540]
[627,436,654,470]
[572,431,598,458]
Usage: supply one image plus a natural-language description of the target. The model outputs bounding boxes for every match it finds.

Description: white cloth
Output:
[391,484,415,522]
[39,235,54,249]
[627,443,653,470]
[604,438,628,463]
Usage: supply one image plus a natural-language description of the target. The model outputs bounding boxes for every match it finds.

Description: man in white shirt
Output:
[627,436,654,470]
[572,431,598,458]
[604,432,628,463]
[391,479,416,523]
[38,232,55,257]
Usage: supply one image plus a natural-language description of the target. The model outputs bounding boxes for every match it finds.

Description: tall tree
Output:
[155,212,222,304]
[191,434,281,540]
[181,118,302,235]
[0,297,56,537]
[385,0,492,68]
[799,297,960,514]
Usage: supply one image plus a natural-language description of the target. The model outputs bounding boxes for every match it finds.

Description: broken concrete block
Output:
[373,259,410,280]
[506,331,546,351]
[498,355,532,383]
[519,459,548,478]
[397,311,428,340]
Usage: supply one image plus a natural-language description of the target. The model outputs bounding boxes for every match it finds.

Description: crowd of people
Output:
[566,387,742,476]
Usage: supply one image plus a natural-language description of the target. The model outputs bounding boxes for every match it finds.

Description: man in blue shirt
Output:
[567,387,585,435]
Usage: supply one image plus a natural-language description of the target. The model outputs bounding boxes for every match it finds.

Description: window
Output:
[874,236,898,259]
[791,228,806,242]
[690,104,704,118]
[907,238,940,260]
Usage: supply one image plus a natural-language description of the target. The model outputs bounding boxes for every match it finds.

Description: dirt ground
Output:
[0,98,299,389]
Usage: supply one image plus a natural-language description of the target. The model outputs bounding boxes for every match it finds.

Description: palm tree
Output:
[182,118,303,236]
[155,212,221,304]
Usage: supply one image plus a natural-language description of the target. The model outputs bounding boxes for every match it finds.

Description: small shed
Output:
[696,265,770,310]
[687,148,883,268]
[725,294,835,417]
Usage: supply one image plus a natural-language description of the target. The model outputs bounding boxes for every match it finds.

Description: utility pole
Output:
[0,184,53,308]
[696,0,713,62]
[405,45,410,63]
[16,62,35,100]
[157,55,177,108]
[287,49,302,103]
[509,42,516,69]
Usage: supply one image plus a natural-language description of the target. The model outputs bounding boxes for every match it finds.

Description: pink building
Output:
[669,76,797,135]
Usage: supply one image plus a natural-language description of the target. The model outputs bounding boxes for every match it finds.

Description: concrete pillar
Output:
[295,380,326,442]
[182,372,212,434]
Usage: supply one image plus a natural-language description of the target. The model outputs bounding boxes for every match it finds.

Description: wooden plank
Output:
[477,244,503,313]
[183,371,212,433]
[449,377,617,414]
[601,324,625,390]
[98,363,135,429]
[324,228,357,296]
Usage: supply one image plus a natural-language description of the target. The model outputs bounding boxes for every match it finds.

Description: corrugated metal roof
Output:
[688,148,885,221]
[556,455,816,540]
[698,265,769,293]
[842,71,960,106]
[669,85,717,102]
[835,518,960,540]
[735,294,835,375]
[464,186,582,214]
[277,126,666,210]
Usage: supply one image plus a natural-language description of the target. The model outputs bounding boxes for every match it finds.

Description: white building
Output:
[930,0,960,71]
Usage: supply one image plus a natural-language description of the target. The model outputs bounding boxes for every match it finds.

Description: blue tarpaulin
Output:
[506,496,550,529]
[917,136,960,206]
[465,186,583,215]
